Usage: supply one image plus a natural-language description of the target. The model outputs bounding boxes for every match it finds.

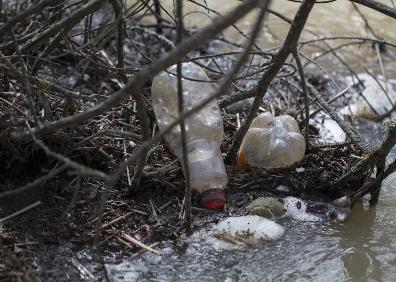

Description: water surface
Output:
[135,0,396,76]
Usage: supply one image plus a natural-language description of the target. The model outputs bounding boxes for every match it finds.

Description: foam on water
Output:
[283,197,323,222]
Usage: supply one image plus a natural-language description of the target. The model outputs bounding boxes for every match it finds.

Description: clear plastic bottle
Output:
[151,62,228,209]
[237,112,305,168]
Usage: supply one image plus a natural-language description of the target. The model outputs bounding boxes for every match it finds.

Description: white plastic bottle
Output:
[151,62,228,209]
[237,112,306,168]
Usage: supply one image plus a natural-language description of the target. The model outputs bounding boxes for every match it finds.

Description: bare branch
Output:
[225,0,316,164]
[0,0,64,39]
[176,0,192,232]
[293,49,310,150]
[12,0,263,140]
[0,165,67,199]
[303,81,364,149]
[21,0,108,53]
[108,0,125,79]
[350,0,396,19]
[26,122,109,181]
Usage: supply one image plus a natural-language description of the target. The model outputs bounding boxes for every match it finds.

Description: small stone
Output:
[246,197,285,218]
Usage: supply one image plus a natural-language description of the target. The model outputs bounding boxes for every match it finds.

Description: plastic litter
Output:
[212,215,285,246]
[151,62,227,209]
[237,112,306,168]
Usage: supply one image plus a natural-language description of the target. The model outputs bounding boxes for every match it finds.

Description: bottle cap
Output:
[201,188,225,209]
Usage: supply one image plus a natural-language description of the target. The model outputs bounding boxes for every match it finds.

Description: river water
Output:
[117,1,396,281]
[141,0,396,76]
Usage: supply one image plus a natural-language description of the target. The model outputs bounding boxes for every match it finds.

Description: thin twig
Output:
[21,0,108,53]
[293,49,310,150]
[303,81,364,149]
[0,164,67,198]
[25,121,109,181]
[10,29,39,124]
[0,0,64,39]
[176,0,191,232]
[121,233,160,255]
[0,201,42,223]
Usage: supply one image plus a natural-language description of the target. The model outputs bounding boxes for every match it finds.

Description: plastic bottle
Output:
[151,62,228,209]
[237,112,305,168]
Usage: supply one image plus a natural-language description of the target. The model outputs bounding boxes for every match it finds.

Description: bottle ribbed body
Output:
[151,63,228,208]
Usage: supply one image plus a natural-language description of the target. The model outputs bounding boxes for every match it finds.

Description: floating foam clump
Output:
[212,215,285,246]
[283,197,323,222]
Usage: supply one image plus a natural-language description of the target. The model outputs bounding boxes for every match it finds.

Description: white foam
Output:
[105,259,148,282]
[283,197,322,222]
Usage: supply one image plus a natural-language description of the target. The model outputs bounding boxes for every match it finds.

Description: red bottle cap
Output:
[201,189,225,210]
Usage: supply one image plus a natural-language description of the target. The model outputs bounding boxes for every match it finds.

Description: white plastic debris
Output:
[212,215,285,246]
[283,197,322,222]
[345,73,396,121]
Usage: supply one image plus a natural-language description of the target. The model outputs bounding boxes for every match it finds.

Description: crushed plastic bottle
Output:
[151,62,228,209]
[237,112,305,168]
